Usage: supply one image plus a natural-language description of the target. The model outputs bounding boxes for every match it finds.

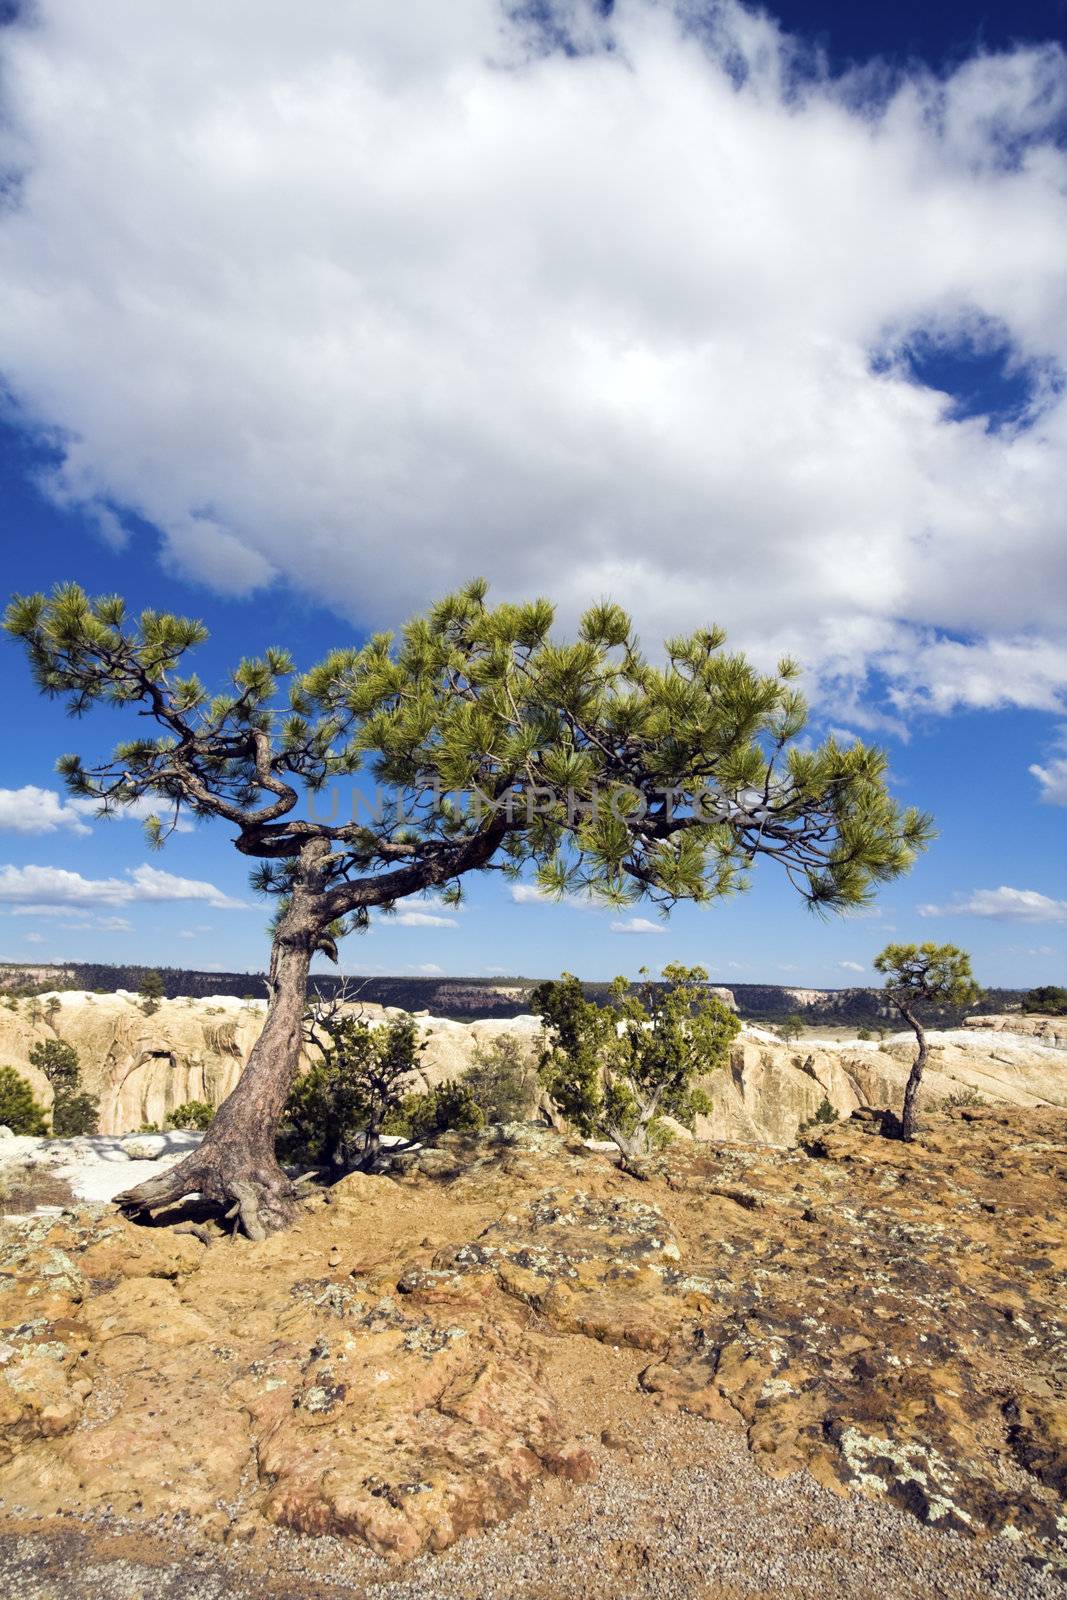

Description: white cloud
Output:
[415,963,444,975]
[0,862,245,911]
[0,787,193,837]
[390,910,458,928]
[839,960,866,973]
[1030,727,1067,805]
[0,786,92,836]
[24,931,45,944]
[0,4,1064,722]
[610,916,666,936]
[918,886,1067,923]
[510,884,596,909]
[1031,758,1067,806]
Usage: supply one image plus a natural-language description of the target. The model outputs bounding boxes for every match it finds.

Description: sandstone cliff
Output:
[0,991,1063,1140]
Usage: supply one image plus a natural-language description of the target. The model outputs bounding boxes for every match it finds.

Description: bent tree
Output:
[7,580,932,1236]
[873,942,981,1140]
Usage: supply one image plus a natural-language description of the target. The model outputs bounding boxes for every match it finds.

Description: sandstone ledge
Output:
[0,1109,1064,1570]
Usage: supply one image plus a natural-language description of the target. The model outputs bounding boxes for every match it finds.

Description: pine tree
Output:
[873,942,981,1139]
[137,969,166,1014]
[0,1067,48,1137]
[7,580,932,1235]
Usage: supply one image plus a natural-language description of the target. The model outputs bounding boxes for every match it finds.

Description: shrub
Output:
[166,1100,215,1131]
[935,1086,985,1110]
[1022,985,1067,1016]
[778,1014,804,1043]
[532,964,739,1168]
[856,1026,874,1040]
[386,1082,485,1142]
[464,1034,540,1124]
[798,1097,839,1136]
[0,1067,48,1135]
[50,1090,100,1138]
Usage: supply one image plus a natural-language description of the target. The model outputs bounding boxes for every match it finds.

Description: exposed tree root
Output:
[114,1146,299,1241]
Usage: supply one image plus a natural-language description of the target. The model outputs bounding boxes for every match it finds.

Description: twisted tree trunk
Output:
[115,912,313,1240]
[899,1005,928,1142]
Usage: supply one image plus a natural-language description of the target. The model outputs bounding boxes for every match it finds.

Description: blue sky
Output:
[0,0,1065,990]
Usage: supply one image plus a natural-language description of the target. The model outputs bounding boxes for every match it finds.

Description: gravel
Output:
[0,1412,1061,1600]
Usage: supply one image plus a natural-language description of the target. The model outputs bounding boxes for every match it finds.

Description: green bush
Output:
[50,1090,99,1138]
[464,1034,540,1124]
[280,1010,496,1171]
[934,1086,985,1110]
[0,1067,48,1136]
[533,964,739,1166]
[386,1081,485,1142]
[856,1026,873,1040]
[798,1097,840,1135]
[165,1100,215,1131]
[1022,985,1067,1016]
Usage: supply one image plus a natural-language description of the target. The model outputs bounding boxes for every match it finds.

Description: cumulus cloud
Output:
[610,916,666,935]
[0,786,92,836]
[1030,727,1067,805]
[918,886,1067,923]
[839,960,866,972]
[0,787,193,837]
[390,910,458,928]
[0,862,246,910]
[0,2,1064,721]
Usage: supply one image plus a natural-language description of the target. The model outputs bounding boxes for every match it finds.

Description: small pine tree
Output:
[28,1038,80,1092]
[778,1014,804,1043]
[798,1096,839,1135]
[874,942,982,1140]
[138,970,166,1015]
[0,1067,48,1136]
[29,1039,98,1137]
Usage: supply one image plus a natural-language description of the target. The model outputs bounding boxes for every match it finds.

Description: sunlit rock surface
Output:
[0,1110,1063,1566]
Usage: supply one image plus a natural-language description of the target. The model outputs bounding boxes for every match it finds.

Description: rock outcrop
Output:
[0,1109,1063,1566]
[0,992,1064,1141]
[965,1012,1067,1049]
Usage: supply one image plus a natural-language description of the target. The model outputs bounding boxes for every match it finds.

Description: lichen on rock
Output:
[0,1107,1064,1567]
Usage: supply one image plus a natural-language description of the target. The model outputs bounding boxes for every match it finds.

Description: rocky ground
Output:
[0,1107,1064,1597]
